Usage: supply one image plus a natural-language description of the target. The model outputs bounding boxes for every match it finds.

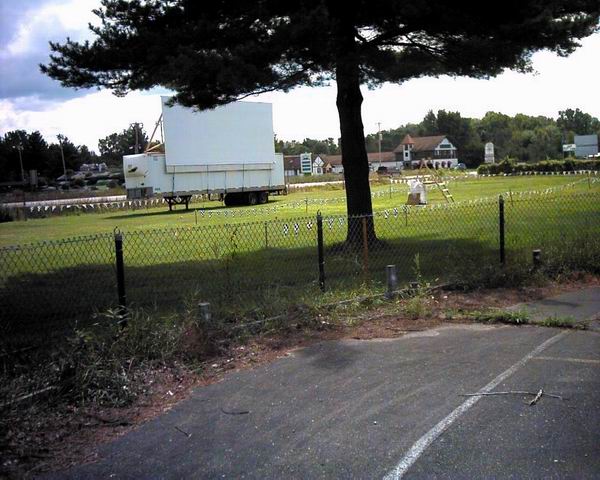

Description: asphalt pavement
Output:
[47,290,600,479]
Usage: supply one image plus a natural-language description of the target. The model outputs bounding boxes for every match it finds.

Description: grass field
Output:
[1,174,599,350]
[0,174,595,246]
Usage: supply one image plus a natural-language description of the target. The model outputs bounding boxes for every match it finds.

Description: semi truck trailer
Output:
[123,97,285,209]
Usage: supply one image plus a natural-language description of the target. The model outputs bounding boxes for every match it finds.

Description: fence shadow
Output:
[0,235,498,350]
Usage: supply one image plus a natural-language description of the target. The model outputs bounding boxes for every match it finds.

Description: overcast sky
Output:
[1,0,600,152]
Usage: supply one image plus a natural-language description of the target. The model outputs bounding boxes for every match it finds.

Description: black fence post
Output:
[499,195,505,265]
[114,229,128,323]
[317,211,325,291]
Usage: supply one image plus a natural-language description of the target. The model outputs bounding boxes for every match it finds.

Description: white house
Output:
[393,135,458,169]
[312,156,324,175]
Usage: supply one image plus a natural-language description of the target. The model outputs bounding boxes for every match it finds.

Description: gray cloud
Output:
[0,0,47,47]
[0,0,96,102]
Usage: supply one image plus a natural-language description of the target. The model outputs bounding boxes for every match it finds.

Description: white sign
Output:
[300,153,312,174]
[562,144,576,152]
[484,142,495,164]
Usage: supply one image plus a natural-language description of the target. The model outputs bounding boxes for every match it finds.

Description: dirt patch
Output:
[3,273,598,478]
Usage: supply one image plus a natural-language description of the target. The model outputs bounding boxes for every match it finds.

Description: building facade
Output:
[393,135,458,169]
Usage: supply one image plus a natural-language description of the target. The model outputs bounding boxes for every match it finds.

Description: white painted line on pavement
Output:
[533,355,600,365]
[382,330,570,480]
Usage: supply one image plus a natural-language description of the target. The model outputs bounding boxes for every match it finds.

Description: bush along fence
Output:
[1,189,600,351]
[476,158,600,175]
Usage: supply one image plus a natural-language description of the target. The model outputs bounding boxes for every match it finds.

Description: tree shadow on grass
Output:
[0,235,501,352]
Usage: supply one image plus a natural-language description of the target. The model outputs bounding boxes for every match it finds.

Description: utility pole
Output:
[377,122,382,169]
[15,144,25,183]
[130,122,144,154]
[57,134,67,179]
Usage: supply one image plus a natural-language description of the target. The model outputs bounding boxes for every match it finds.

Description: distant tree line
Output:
[2,108,598,182]
[0,124,149,183]
[277,108,600,167]
[0,131,96,183]
[274,136,341,156]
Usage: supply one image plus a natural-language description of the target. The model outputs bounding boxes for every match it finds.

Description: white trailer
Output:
[123,97,285,209]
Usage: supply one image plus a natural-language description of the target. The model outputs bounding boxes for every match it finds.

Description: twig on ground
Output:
[528,388,544,406]
[174,425,192,437]
[461,390,563,401]
[0,386,58,409]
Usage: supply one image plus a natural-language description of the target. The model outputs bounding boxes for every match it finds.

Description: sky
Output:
[1,0,600,152]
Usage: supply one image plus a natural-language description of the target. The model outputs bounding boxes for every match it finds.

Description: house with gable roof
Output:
[394,134,458,169]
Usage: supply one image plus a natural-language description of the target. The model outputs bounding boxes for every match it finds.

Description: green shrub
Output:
[47,301,226,407]
[478,158,600,175]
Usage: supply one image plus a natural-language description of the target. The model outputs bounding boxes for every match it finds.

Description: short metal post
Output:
[386,265,397,299]
[499,195,505,265]
[198,302,211,324]
[317,212,325,291]
[114,229,127,323]
[532,249,542,269]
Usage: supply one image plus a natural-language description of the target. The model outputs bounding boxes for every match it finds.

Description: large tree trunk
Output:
[334,35,376,245]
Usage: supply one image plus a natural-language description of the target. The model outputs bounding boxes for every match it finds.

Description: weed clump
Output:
[469,309,530,325]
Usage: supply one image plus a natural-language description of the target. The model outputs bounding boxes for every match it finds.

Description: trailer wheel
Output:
[224,193,238,206]
[258,191,268,204]
[247,192,258,205]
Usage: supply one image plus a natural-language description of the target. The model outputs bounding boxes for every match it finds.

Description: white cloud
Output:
[0,90,163,151]
[2,0,96,56]
[0,0,98,100]
[1,5,599,150]
[255,33,600,139]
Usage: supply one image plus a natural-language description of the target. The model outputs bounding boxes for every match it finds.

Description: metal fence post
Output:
[532,249,542,269]
[114,229,127,322]
[317,211,325,291]
[499,195,505,265]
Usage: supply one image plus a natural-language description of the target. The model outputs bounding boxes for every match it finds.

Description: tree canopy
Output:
[98,125,149,166]
[42,0,600,237]
[0,131,94,183]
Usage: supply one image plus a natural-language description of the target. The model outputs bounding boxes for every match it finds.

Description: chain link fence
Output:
[2,190,599,351]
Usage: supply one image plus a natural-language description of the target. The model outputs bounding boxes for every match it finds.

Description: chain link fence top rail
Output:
[1,189,599,350]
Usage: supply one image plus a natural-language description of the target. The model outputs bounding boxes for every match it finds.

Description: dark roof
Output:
[318,152,395,167]
[401,134,414,145]
[394,135,448,153]
[283,155,301,170]
[318,154,342,166]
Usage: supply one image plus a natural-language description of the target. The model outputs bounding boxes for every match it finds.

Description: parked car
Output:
[454,163,467,170]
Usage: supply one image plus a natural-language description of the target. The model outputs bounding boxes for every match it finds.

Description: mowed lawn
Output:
[0,174,594,247]
[1,173,599,349]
